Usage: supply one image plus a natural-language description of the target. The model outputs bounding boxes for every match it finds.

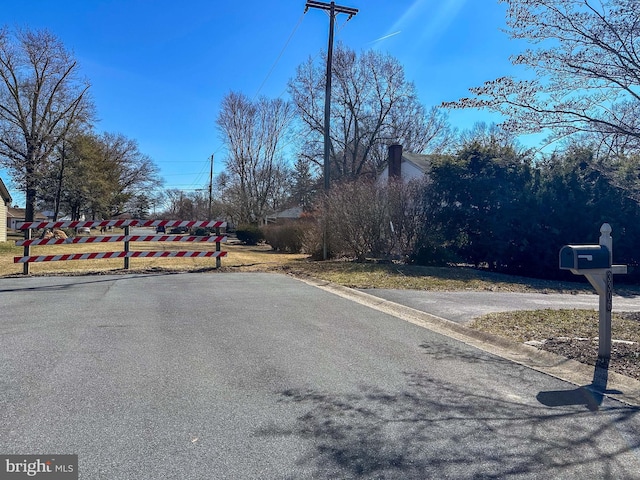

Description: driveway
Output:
[359,289,640,324]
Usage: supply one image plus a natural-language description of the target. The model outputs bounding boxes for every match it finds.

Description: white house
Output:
[378,144,431,184]
[7,207,47,231]
[0,177,12,242]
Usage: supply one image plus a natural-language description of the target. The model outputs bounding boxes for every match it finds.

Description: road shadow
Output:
[537,356,624,411]
[260,366,640,479]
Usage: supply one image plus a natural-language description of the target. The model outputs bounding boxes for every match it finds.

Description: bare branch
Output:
[0,27,94,221]
[450,0,640,153]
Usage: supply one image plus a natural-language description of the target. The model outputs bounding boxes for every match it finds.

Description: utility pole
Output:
[208,154,214,220]
[305,1,358,192]
[305,0,358,259]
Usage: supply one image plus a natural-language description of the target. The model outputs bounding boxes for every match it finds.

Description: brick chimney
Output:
[388,144,402,182]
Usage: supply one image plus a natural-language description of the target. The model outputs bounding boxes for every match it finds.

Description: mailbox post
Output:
[559,223,627,360]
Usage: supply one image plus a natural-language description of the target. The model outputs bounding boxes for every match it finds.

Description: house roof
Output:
[401,152,431,174]
[0,177,12,204]
[7,207,47,220]
[275,206,303,219]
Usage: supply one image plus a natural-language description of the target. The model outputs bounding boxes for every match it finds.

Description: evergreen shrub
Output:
[235,225,264,245]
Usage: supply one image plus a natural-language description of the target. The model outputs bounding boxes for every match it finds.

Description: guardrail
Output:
[15,219,227,275]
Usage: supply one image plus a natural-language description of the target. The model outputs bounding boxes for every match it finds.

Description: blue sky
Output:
[2,0,528,207]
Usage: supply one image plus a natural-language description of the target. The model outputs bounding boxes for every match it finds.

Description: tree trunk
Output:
[53,142,66,221]
[25,157,37,223]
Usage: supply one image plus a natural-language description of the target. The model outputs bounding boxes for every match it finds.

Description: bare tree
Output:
[159,189,214,220]
[457,122,521,152]
[97,132,162,217]
[216,92,294,224]
[0,27,93,222]
[289,44,454,181]
[445,0,640,155]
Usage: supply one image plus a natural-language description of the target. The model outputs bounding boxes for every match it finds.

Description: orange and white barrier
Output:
[16,219,225,230]
[16,250,227,264]
[14,220,227,273]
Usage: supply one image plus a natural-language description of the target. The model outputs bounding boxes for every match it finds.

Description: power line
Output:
[184,5,356,200]
[254,11,307,100]
[304,0,358,194]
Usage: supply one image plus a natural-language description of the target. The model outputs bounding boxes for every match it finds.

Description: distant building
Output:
[0,177,11,242]
[7,207,47,231]
[267,206,304,224]
[378,144,431,184]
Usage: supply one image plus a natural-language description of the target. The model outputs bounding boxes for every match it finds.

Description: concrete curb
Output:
[298,276,640,407]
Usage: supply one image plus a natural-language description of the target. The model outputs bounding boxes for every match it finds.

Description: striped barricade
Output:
[15,251,228,263]
[17,219,226,230]
[16,235,227,247]
[15,220,227,274]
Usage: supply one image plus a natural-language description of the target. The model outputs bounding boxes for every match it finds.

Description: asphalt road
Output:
[1,273,640,479]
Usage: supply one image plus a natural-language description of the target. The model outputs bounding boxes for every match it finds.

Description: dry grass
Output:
[277,260,595,293]
[0,233,632,295]
[1,230,635,297]
[2,232,640,379]
[471,309,640,344]
[1,233,307,277]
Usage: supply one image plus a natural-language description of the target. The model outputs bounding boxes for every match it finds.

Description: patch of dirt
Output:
[538,338,640,381]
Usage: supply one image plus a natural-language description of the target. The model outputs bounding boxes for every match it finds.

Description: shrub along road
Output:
[1,272,639,478]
